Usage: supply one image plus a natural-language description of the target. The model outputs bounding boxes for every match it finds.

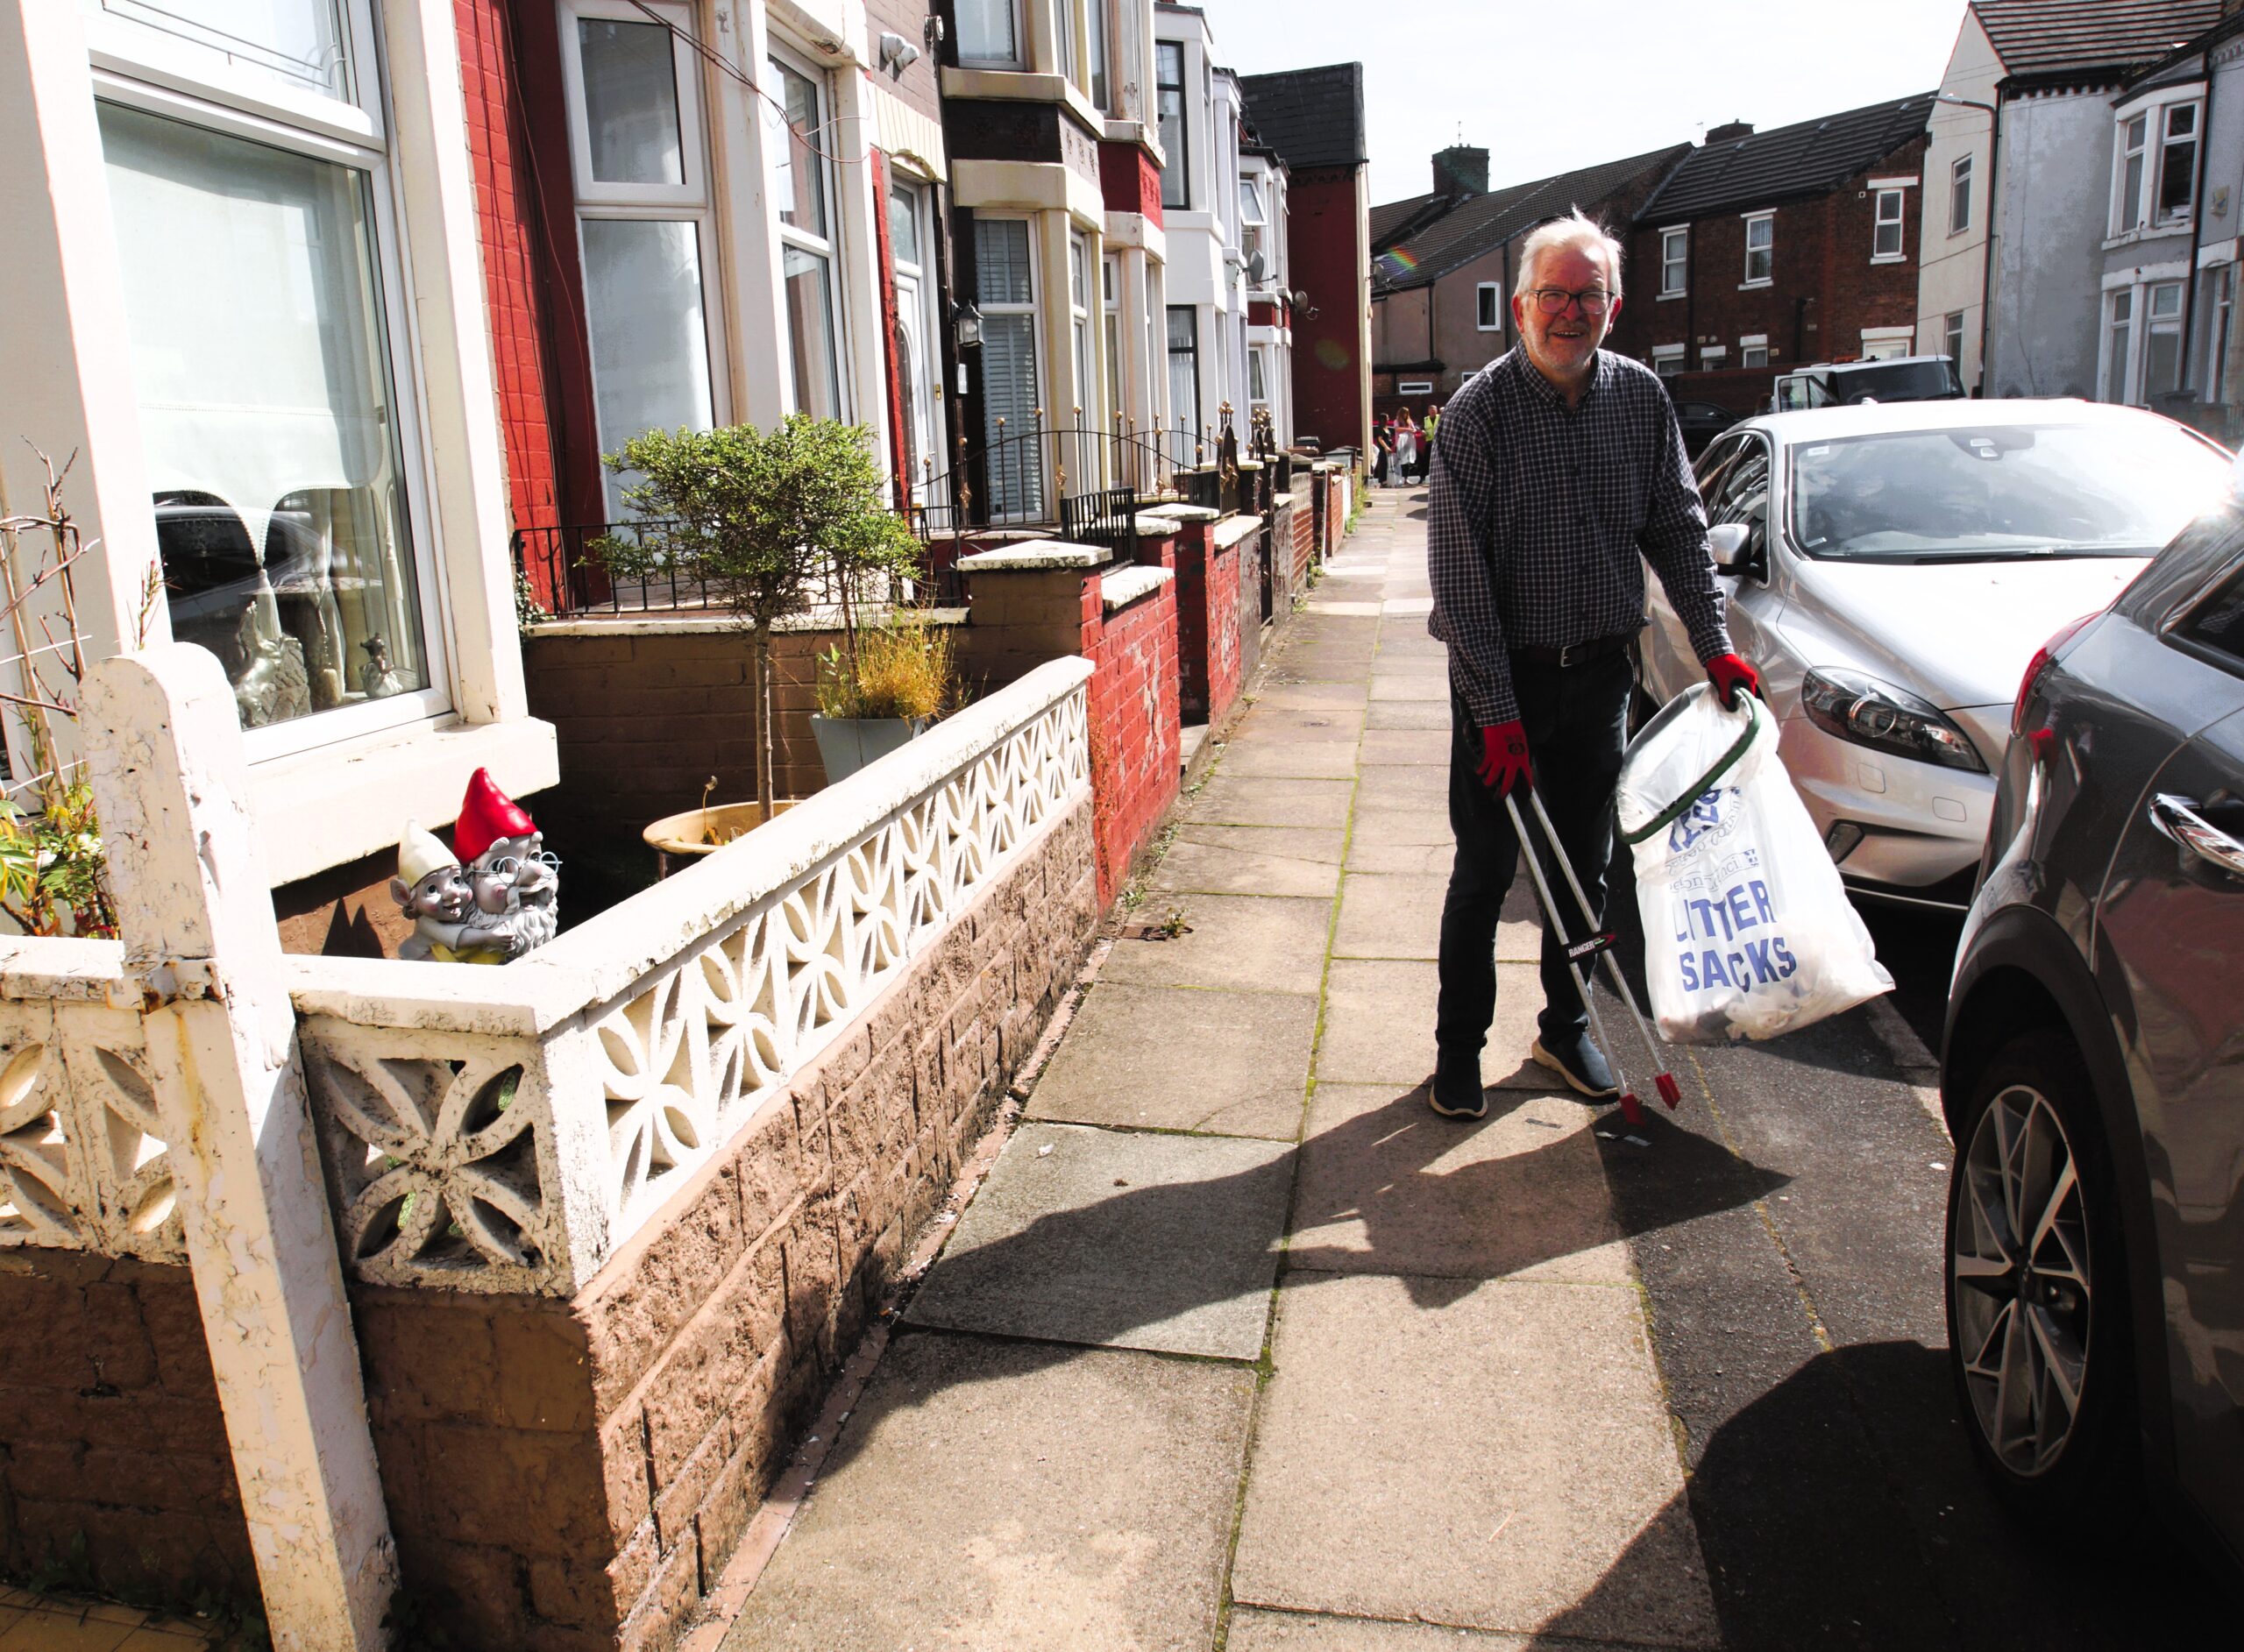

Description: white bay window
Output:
[768,51,845,423]
[93,0,447,746]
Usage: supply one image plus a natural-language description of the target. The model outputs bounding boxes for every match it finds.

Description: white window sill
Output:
[1658,289,1686,301]
[1738,279,1772,290]
[249,713,559,887]
[1871,254,1907,265]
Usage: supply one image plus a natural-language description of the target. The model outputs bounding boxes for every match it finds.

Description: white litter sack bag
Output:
[1615,683,1892,1043]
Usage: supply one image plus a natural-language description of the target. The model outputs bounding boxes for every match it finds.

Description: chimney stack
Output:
[1705,120,1755,145]
[1433,145,1489,199]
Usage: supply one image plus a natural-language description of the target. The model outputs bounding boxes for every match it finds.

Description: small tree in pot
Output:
[597,415,920,826]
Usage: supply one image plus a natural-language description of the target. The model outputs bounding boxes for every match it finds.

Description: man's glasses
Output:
[1530,287,1613,316]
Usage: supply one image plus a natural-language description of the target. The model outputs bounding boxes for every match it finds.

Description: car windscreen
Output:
[1786,422,2233,563]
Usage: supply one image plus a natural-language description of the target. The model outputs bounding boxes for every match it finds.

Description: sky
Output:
[1211,0,1973,208]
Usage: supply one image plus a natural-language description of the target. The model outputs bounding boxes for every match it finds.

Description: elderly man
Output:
[1424,210,1758,1119]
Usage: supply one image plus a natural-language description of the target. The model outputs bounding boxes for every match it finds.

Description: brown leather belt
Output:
[1511,631,1635,669]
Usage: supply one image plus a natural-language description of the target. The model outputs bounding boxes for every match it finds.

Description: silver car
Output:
[1640,400,2233,908]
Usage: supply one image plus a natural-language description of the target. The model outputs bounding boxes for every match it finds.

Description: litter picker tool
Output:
[1502,787,1683,1129]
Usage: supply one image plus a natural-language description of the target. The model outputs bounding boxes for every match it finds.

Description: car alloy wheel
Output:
[1951,1079,2093,1477]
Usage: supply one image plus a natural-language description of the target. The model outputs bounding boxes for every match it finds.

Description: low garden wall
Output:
[0,661,1098,1648]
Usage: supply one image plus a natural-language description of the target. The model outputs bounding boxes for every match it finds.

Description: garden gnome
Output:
[454,767,559,956]
[359,633,405,699]
[391,822,513,964]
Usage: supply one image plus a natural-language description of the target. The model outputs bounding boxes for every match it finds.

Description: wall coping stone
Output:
[1133,514,1182,535]
[0,935,128,1001]
[1271,492,1296,507]
[1100,564,1175,613]
[958,541,1107,571]
[1144,504,1220,524]
[1211,514,1265,552]
[529,606,969,640]
[1235,459,1266,471]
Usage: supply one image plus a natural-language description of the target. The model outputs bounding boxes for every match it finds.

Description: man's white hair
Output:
[1513,209,1624,301]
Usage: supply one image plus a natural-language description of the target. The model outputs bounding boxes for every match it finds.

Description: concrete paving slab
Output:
[1231,704,1367,743]
[904,1122,1290,1358]
[1217,741,1361,780]
[1351,763,1448,809]
[1187,775,1356,829]
[1317,960,1546,1089]
[1027,982,1314,1139]
[1332,873,1538,963]
[1344,837,1454,878]
[1230,1273,1719,1647]
[1367,675,1447,702]
[1101,894,1332,995]
[1289,1084,1631,1284]
[1227,1608,1645,1650]
[724,1332,1255,1651]
[1253,681,1371,712]
[1365,698,1451,731]
[1345,805,1452,846]
[1151,829,1346,899]
[1358,728,1450,766]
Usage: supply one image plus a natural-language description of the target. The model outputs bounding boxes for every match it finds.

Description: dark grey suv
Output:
[1943,482,2244,1580]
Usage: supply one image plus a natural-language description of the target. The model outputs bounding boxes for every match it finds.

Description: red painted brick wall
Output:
[1099,141,1163,226]
[1169,521,1243,727]
[1084,581,1180,904]
[0,1252,257,1611]
[1286,167,1370,457]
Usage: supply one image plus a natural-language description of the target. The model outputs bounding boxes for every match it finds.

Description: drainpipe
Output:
[2182,60,2216,398]
[1978,95,2003,394]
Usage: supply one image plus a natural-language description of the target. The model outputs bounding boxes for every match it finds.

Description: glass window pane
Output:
[1069,235,1088,311]
[577,18,684,186]
[889,182,920,267]
[955,0,1018,63]
[769,59,826,238]
[980,313,1043,517]
[1950,155,1971,233]
[102,0,348,98]
[1088,0,1110,109]
[976,219,1033,306]
[782,245,842,421]
[1158,42,1188,210]
[582,219,715,515]
[99,102,429,730]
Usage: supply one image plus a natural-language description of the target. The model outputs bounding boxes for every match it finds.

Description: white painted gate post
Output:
[82,645,397,1652]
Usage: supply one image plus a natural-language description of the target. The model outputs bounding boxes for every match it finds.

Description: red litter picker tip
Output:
[1502,787,1685,1131]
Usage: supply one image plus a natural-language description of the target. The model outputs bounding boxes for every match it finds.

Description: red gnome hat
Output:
[454,767,536,863]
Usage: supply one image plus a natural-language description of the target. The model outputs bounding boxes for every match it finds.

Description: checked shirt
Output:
[1427,347,1732,727]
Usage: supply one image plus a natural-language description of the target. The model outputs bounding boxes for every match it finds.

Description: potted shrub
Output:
[810,610,959,782]
[595,415,919,859]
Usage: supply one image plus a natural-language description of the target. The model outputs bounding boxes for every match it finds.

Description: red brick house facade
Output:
[1608,95,1937,415]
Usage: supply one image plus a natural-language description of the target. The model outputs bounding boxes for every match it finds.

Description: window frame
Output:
[1651,344,1686,379]
[1740,334,1771,369]
[955,0,1026,70]
[1949,152,1973,236]
[555,0,706,209]
[1943,308,1966,366]
[767,40,847,422]
[1659,225,1688,298]
[1742,211,1774,287]
[1156,39,1189,211]
[1700,344,1729,370]
[1069,228,1094,424]
[1475,281,1502,332]
[88,1,458,763]
[2115,111,2151,232]
[2105,287,2137,404]
[1871,187,1906,261]
[1166,301,1201,455]
[2155,99,2201,226]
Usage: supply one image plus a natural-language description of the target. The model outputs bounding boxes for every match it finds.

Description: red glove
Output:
[1475,721,1533,795]
[1707,653,1760,709]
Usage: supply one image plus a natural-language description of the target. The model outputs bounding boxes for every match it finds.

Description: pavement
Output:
[0,1585,228,1650]
[726,489,2236,1650]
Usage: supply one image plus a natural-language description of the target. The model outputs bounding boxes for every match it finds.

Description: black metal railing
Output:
[1058,485,1140,563]
[513,519,712,617]
[908,418,1182,540]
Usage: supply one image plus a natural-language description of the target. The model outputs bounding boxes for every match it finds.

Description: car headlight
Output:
[1800,667,1987,773]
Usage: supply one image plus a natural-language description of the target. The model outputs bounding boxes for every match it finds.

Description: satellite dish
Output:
[1246,249,1268,286]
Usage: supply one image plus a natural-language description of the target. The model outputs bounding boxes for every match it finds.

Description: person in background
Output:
[1423,209,1759,1118]
[1393,410,1421,488]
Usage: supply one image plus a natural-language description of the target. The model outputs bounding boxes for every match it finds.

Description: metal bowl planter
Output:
[642,798,800,876]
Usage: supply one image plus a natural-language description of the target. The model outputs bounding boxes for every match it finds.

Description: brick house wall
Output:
[1287,167,1373,457]
[1610,133,1932,408]
[863,0,942,124]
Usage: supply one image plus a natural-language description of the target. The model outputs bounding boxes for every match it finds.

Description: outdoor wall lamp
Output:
[878,32,920,79]
[954,301,984,349]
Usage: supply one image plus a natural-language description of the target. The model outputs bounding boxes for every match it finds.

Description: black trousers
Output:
[1436,650,1632,1060]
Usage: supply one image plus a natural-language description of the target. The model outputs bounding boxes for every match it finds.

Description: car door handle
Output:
[2149,793,2244,879]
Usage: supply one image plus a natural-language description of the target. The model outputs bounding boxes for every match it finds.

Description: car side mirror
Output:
[1708,522,1753,571]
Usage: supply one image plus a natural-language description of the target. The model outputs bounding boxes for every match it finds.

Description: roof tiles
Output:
[1236,63,1367,171]
[1972,0,2225,78]
[1372,145,1688,292]
[1632,92,1935,223]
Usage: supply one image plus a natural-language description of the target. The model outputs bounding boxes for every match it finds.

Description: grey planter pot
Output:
[811,714,929,783]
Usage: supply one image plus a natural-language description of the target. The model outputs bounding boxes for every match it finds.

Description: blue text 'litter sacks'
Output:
[1616,684,1892,1043]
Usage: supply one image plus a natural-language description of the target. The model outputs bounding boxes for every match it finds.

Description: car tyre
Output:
[1944,1031,2138,1528]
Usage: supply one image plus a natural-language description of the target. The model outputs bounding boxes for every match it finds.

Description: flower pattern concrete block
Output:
[722,1333,1255,1651]
[1026,982,1315,1139]
[903,1122,1292,1358]
[1231,1273,1721,1647]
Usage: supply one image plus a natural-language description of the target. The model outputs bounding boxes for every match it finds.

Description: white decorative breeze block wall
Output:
[289,659,1093,1296]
